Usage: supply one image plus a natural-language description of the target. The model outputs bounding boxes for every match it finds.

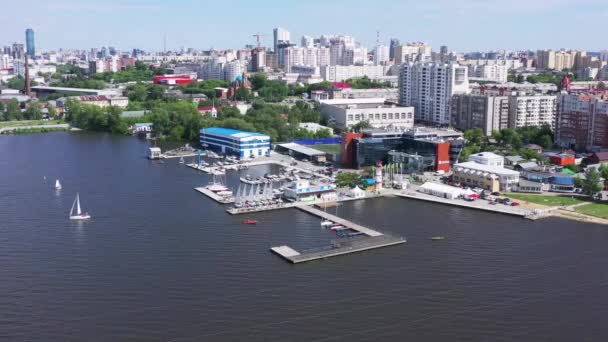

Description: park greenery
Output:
[345,76,392,89]
[0,99,59,121]
[335,172,366,188]
[459,126,554,163]
[507,72,593,86]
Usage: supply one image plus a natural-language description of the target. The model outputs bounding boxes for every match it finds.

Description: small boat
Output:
[69,193,91,220]
[179,157,185,164]
[242,219,257,225]
[320,220,334,227]
[55,179,62,190]
[431,236,446,241]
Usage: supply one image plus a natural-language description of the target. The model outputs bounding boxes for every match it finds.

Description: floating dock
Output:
[194,187,234,204]
[270,204,405,264]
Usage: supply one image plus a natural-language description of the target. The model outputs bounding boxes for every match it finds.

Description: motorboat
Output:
[320,220,334,227]
[431,236,446,241]
[242,219,257,225]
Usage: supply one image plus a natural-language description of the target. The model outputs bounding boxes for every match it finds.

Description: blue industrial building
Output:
[200,127,270,158]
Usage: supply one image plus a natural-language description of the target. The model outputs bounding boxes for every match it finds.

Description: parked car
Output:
[511,201,520,206]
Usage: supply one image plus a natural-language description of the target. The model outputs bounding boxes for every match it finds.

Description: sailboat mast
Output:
[76,193,82,215]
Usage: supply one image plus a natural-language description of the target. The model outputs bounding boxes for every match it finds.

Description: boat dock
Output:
[271,235,406,264]
[270,204,405,264]
[296,205,383,237]
[194,187,234,204]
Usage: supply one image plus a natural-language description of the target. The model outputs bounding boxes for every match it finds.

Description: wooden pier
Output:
[296,205,383,237]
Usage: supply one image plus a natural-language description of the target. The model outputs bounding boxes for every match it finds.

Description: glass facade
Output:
[25,29,35,57]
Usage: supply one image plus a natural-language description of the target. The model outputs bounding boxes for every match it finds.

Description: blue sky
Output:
[2,0,607,52]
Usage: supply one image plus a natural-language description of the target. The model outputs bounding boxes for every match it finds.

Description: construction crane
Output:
[252,33,266,49]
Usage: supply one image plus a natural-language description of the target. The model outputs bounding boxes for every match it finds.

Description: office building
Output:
[341,127,464,170]
[399,62,470,125]
[556,92,608,151]
[508,92,557,129]
[301,35,314,48]
[451,94,509,135]
[319,98,414,130]
[25,29,35,57]
[200,127,270,158]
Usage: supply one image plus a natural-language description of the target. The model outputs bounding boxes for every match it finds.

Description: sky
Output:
[2,0,608,52]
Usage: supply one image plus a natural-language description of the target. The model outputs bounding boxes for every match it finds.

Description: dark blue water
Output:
[1,132,607,341]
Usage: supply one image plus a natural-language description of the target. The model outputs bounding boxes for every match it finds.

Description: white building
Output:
[301,35,314,48]
[508,92,557,129]
[374,45,389,66]
[468,152,505,167]
[0,54,10,69]
[418,182,469,200]
[399,62,470,125]
[468,64,508,83]
[224,60,245,82]
[320,65,389,82]
[319,98,415,130]
[454,161,520,191]
[395,42,432,64]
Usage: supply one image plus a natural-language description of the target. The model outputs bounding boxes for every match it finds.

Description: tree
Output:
[250,73,268,90]
[314,128,333,138]
[599,164,608,182]
[218,106,241,120]
[539,134,553,149]
[6,76,25,90]
[598,82,606,90]
[24,102,43,120]
[234,86,252,101]
[582,168,603,197]
[335,172,362,188]
[5,99,22,120]
[351,120,371,132]
[464,128,484,145]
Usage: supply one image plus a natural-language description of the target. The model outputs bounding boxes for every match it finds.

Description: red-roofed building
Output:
[153,74,196,86]
[332,82,352,90]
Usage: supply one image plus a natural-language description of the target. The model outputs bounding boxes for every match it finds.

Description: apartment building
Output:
[399,62,470,125]
[508,92,557,129]
[556,92,608,150]
[451,94,509,135]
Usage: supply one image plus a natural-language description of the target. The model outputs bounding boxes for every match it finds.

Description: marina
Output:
[194,187,235,204]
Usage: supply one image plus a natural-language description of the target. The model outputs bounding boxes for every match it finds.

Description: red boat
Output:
[242,219,257,225]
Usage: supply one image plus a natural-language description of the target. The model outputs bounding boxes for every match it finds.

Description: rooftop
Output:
[201,127,268,139]
[455,161,520,175]
[278,143,326,157]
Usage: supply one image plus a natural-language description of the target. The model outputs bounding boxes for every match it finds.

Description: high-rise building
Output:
[395,42,432,64]
[251,47,266,72]
[451,94,509,135]
[374,45,389,65]
[556,92,608,150]
[399,62,470,125]
[25,28,35,57]
[273,27,290,53]
[12,43,24,60]
[508,92,557,129]
[301,35,314,48]
[389,38,400,61]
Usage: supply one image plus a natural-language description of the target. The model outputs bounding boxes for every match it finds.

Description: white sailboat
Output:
[55,179,62,190]
[69,193,91,220]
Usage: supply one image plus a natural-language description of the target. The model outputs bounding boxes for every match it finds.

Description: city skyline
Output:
[2,0,608,52]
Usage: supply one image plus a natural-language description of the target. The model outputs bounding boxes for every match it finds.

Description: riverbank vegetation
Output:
[574,203,608,219]
[2,127,69,134]
[504,193,588,207]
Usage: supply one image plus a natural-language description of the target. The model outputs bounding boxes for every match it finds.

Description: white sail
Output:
[76,193,82,215]
[55,179,62,190]
[70,196,76,217]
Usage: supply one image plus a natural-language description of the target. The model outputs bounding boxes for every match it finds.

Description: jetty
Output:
[270,204,405,264]
[194,187,234,204]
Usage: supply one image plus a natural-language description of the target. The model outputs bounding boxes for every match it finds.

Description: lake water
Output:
[1,132,607,341]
